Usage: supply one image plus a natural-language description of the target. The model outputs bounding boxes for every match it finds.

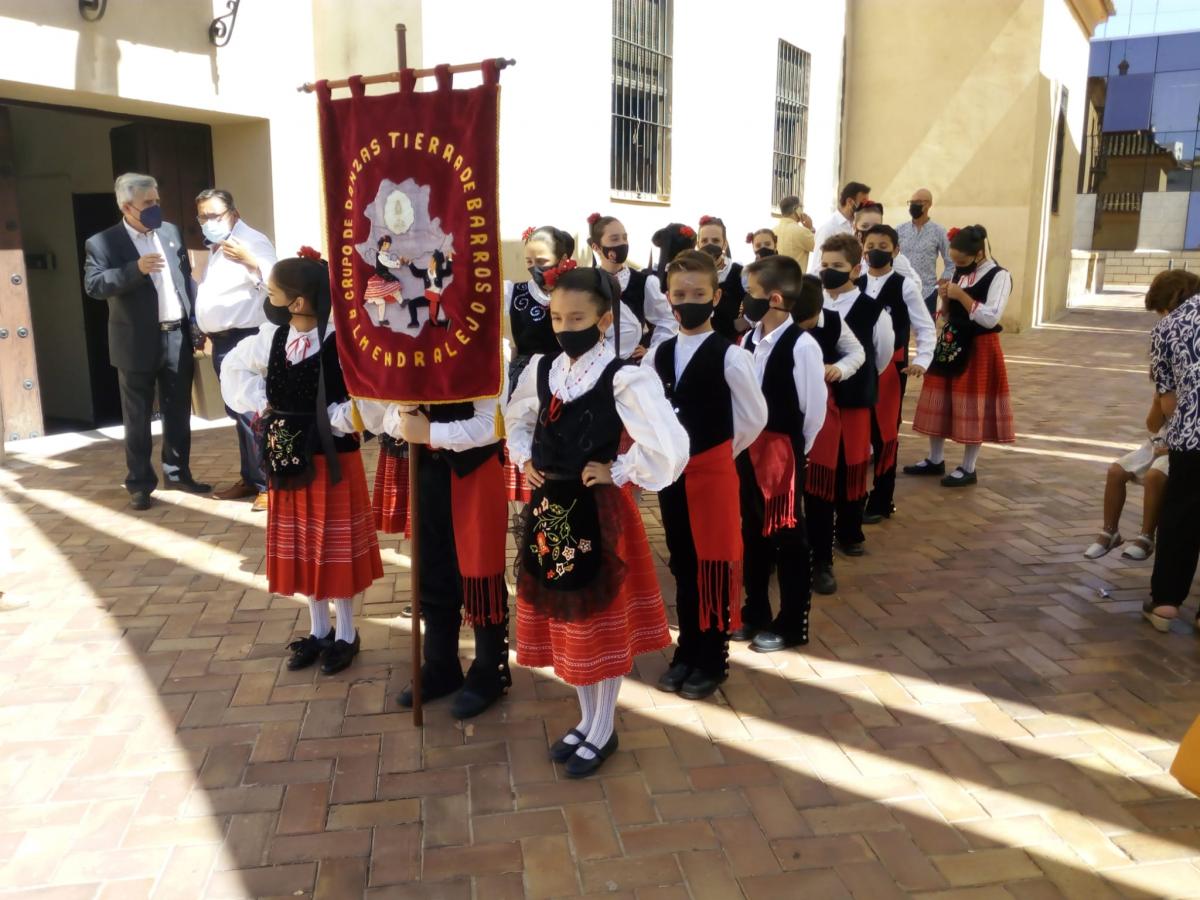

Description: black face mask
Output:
[909,202,925,220]
[954,259,979,276]
[754,247,777,259]
[699,243,724,263]
[742,295,771,323]
[263,297,293,327]
[602,244,629,265]
[866,248,893,270]
[556,324,602,359]
[820,268,851,290]
[672,300,714,330]
[529,264,552,290]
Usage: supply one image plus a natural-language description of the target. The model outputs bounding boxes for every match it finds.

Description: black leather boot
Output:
[450,619,511,720]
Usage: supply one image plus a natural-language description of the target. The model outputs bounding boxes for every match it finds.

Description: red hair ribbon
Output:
[946,227,961,241]
[521,226,535,243]
[297,245,322,260]
[541,258,577,291]
[699,215,715,227]
[587,212,602,226]
[745,232,754,244]
[679,225,695,239]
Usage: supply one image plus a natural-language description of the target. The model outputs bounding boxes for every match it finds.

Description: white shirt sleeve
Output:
[833,323,866,380]
[327,402,357,437]
[642,274,679,348]
[902,276,937,370]
[355,399,392,435]
[610,365,690,490]
[872,312,896,374]
[427,397,501,452]
[968,266,1012,330]
[725,345,768,456]
[794,338,828,455]
[219,324,276,415]
[893,254,923,298]
[639,341,660,370]
[503,354,542,469]
[250,231,279,283]
[611,299,644,359]
[808,221,832,273]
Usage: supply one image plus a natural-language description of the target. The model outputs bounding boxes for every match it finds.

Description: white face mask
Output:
[201,218,232,244]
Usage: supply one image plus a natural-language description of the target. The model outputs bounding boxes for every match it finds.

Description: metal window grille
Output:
[772,40,810,209]
[611,0,673,201]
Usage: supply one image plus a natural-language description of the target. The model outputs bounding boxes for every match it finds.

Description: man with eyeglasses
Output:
[194,188,278,510]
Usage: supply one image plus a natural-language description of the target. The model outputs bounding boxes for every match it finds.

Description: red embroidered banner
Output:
[316,62,504,403]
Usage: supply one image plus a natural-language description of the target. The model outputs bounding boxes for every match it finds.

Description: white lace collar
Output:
[547,340,616,401]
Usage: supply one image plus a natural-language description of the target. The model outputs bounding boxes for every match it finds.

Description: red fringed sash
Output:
[373,448,508,626]
[747,431,797,536]
[805,391,872,502]
[682,441,743,633]
[874,347,904,476]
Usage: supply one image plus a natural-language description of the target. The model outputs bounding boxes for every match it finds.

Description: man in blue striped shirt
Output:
[897,189,952,315]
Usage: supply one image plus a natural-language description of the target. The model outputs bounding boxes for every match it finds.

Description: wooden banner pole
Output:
[298,58,515,93]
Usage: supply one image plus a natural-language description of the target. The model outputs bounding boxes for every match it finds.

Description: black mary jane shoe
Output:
[397,662,465,708]
[679,670,723,700]
[838,542,866,557]
[940,467,978,488]
[903,459,945,476]
[163,477,213,494]
[728,625,759,643]
[129,491,154,511]
[812,564,838,596]
[450,663,511,720]
[564,733,620,779]
[750,630,809,654]
[286,629,334,671]
[320,632,361,674]
[656,662,692,694]
[549,728,588,763]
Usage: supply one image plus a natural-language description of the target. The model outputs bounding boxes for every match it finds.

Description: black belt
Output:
[159,319,184,332]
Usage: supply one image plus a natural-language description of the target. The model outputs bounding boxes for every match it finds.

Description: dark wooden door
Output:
[110,121,214,251]
[0,106,45,441]
[73,192,123,427]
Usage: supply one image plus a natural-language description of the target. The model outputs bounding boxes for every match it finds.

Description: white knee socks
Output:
[565,682,598,748]
[575,676,622,760]
[928,437,946,465]
[333,598,356,642]
[961,443,982,474]
[307,597,331,637]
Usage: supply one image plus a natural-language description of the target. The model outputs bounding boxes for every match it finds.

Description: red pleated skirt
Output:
[267,451,383,600]
[913,332,1015,444]
[516,485,670,686]
[503,448,532,503]
[373,445,409,534]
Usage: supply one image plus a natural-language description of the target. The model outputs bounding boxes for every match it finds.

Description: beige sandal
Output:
[1121,533,1155,560]
[1084,530,1122,560]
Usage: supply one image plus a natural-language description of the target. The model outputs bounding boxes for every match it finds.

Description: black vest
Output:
[744,323,805,452]
[530,355,625,478]
[265,327,359,454]
[833,295,881,409]
[857,272,910,351]
[806,308,843,365]
[712,262,745,341]
[509,281,558,359]
[653,332,733,456]
[947,264,1005,334]
[620,268,653,348]
[426,401,502,476]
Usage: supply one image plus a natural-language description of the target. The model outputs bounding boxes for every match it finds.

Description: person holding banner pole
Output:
[505,267,688,778]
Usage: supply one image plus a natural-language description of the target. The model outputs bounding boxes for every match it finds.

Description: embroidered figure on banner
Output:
[355,177,455,335]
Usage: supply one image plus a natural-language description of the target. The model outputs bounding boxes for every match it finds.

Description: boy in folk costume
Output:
[734,257,828,653]
[221,249,383,674]
[855,224,937,523]
[406,249,452,328]
[807,234,893,596]
[642,251,767,698]
[357,393,510,719]
[506,267,688,778]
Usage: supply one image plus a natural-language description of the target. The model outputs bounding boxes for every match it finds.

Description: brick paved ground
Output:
[1,306,1198,899]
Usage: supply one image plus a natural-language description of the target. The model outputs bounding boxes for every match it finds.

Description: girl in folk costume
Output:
[505,267,688,778]
[749,229,780,259]
[221,250,383,674]
[643,251,767,695]
[696,215,748,341]
[906,225,1015,486]
[588,213,677,356]
[734,260,828,653]
[364,235,404,324]
[807,234,892,596]
[503,225,641,502]
[856,224,937,523]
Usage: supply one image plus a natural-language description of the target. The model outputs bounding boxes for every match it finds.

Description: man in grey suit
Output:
[84,173,211,510]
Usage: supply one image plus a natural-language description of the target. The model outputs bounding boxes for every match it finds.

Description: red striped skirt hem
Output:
[913,333,1015,444]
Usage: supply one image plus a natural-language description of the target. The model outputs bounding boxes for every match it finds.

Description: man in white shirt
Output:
[809,181,871,273]
[194,189,278,509]
[84,173,209,511]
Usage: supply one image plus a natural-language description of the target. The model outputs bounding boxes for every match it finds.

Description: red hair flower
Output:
[521,226,535,243]
[745,232,755,244]
[587,212,602,226]
[946,227,961,241]
[297,245,322,260]
[679,225,695,239]
[699,214,715,227]
[541,258,577,291]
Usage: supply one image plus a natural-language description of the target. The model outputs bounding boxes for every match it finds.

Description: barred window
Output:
[772,40,811,209]
[1051,85,1069,214]
[611,0,673,201]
